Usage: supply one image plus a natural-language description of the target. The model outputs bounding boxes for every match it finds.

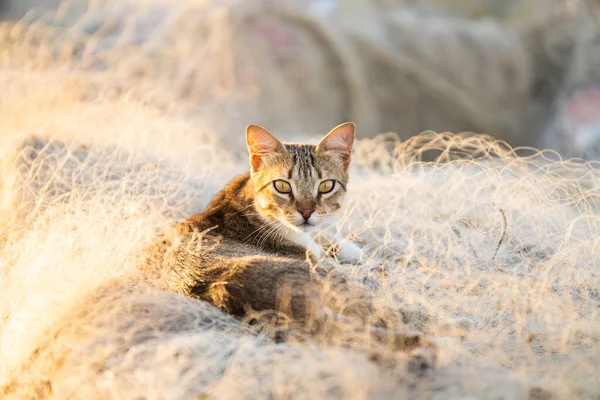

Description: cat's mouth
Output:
[282,219,316,232]
[296,221,318,232]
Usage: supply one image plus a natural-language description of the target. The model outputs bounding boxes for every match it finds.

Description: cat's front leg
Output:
[333,234,363,264]
[286,230,323,262]
[307,241,324,263]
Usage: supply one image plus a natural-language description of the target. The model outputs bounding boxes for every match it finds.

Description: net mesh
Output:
[0,1,599,399]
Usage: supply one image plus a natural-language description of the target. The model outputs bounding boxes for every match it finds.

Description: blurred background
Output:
[1,0,599,159]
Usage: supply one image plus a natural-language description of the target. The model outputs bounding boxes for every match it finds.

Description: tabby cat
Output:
[145,122,364,317]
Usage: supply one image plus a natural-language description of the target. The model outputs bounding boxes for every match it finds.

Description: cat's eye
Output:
[318,179,335,194]
[273,180,292,194]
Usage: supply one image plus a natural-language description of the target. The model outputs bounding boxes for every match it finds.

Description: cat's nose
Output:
[298,209,314,220]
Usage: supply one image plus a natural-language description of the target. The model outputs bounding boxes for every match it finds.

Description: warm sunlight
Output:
[1,1,599,399]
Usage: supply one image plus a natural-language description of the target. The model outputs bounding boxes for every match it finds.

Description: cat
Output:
[144,122,366,318]
[191,121,363,263]
[142,123,432,363]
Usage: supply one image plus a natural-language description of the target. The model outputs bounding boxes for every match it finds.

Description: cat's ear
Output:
[246,124,285,171]
[316,122,355,168]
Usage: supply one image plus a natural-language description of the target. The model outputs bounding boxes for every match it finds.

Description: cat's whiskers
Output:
[264,221,289,246]
[256,221,285,248]
[276,224,293,246]
[245,218,280,243]
[230,202,256,217]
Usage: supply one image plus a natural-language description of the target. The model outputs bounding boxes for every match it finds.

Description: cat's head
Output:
[246,122,355,232]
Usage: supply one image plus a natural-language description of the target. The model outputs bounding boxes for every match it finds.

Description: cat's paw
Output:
[307,241,324,263]
[336,240,363,264]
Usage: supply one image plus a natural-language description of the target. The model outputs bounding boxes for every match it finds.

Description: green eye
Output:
[318,179,335,194]
[273,180,292,194]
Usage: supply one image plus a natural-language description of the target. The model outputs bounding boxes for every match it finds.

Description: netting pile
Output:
[1,1,599,399]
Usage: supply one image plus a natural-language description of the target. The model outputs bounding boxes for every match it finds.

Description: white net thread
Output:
[1,1,599,399]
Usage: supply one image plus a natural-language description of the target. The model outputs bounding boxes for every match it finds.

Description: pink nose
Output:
[298,209,314,220]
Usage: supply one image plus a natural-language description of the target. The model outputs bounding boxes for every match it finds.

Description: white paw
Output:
[286,229,323,262]
[336,240,363,264]
[307,241,323,262]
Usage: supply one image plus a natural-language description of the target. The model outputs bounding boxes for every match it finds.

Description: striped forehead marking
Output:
[286,144,320,181]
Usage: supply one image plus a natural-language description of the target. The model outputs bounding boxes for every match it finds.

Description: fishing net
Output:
[0,1,599,399]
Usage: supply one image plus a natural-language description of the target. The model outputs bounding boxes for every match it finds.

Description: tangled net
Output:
[1,1,599,399]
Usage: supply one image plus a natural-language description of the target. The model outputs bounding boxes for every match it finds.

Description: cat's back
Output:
[179,173,252,234]
[174,173,305,258]
[141,173,310,308]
